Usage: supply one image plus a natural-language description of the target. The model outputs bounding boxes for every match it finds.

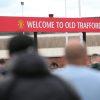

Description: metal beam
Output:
[34,32,38,50]
[82,32,86,43]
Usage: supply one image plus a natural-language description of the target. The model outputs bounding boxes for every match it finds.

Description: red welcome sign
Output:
[0,16,100,32]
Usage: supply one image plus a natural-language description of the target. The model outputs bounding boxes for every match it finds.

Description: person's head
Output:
[91,54,100,64]
[0,59,5,70]
[50,62,59,69]
[0,59,5,65]
[65,39,88,66]
[8,35,35,56]
[8,51,49,77]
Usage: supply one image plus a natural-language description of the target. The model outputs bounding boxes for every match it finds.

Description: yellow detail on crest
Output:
[18,20,24,28]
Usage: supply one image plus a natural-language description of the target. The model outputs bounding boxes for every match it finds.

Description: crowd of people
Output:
[0,34,100,100]
[91,54,100,70]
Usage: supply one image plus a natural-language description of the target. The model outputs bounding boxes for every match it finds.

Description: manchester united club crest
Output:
[18,20,24,28]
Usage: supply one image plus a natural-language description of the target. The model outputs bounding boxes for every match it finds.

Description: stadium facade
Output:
[0,32,100,66]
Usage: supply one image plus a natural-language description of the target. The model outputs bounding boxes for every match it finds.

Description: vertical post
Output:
[78,0,86,43]
[21,2,24,16]
[21,1,24,35]
[78,0,82,43]
[78,0,81,18]
[82,32,86,43]
[65,0,67,17]
[34,32,38,50]
[65,0,68,44]
[80,0,86,43]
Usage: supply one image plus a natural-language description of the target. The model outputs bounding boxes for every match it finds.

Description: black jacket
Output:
[0,52,80,100]
[91,63,100,70]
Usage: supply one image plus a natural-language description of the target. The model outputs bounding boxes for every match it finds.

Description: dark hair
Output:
[0,59,5,64]
[8,35,35,55]
[92,54,99,57]
[51,62,59,67]
[9,51,50,77]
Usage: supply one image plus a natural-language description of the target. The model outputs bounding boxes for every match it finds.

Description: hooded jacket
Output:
[0,52,80,100]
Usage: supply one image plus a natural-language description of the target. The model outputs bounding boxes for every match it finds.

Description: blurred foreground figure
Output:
[0,59,6,75]
[54,39,100,100]
[1,35,35,76]
[8,35,35,56]
[91,54,100,70]
[0,35,80,100]
[0,52,80,100]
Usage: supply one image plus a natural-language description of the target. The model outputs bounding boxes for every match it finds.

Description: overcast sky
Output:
[0,0,100,17]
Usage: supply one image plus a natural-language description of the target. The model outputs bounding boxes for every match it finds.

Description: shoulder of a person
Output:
[85,68,100,80]
[0,75,14,95]
[50,74,81,100]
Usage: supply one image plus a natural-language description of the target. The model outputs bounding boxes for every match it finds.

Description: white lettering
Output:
[65,22,76,28]
[27,21,33,28]
[27,21,54,28]
[56,22,64,28]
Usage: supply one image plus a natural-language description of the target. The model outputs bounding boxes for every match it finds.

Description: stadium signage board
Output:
[0,16,100,32]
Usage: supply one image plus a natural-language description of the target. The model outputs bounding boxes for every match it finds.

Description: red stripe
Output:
[0,16,100,32]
